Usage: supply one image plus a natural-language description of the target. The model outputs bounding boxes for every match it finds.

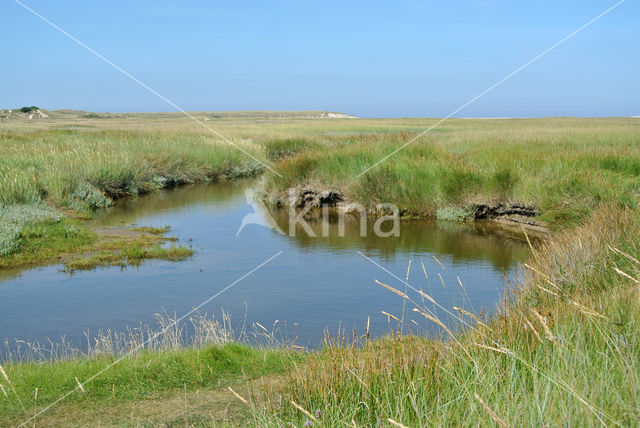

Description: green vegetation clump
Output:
[18,106,39,113]
[64,244,193,272]
[436,205,475,221]
[0,204,61,256]
[264,138,320,161]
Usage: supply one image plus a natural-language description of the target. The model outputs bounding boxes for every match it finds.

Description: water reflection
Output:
[268,206,530,270]
[0,181,531,351]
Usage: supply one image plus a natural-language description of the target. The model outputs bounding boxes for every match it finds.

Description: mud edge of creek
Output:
[268,185,548,234]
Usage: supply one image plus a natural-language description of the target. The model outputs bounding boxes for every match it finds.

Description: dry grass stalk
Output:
[438,273,446,288]
[523,318,543,343]
[532,309,555,342]
[0,383,7,397]
[522,226,537,258]
[569,300,609,320]
[412,308,452,338]
[417,289,436,305]
[75,377,85,393]
[228,387,249,405]
[473,342,509,355]
[474,393,508,428]
[453,306,489,329]
[375,280,410,300]
[413,307,476,364]
[613,266,639,284]
[421,262,428,280]
[290,400,318,423]
[523,263,562,291]
[608,245,639,264]
[432,256,445,270]
[381,311,401,322]
[535,283,558,296]
[388,418,410,428]
[0,365,10,385]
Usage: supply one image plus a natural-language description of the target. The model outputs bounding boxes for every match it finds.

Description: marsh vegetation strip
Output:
[0,181,529,356]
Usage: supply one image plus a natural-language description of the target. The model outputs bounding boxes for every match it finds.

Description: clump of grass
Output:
[436,205,475,221]
[132,225,170,235]
[0,218,186,271]
[0,204,62,256]
[489,166,519,196]
[263,138,320,161]
[63,244,193,272]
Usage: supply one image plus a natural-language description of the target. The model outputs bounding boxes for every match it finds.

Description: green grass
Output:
[2,117,638,229]
[0,214,190,271]
[0,343,304,426]
[0,216,96,268]
[0,128,265,210]
[258,118,640,228]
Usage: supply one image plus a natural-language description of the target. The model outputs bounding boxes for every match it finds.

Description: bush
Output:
[18,106,39,113]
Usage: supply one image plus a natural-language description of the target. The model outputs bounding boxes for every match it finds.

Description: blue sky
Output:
[2,0,638,117]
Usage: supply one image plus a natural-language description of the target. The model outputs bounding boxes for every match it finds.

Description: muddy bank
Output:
[269,185,548,233]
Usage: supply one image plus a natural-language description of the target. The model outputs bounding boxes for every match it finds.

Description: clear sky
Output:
[1,0,638,117]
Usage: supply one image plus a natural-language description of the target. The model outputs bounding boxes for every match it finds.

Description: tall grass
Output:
[262,118,640,227]
[0,129,265,210]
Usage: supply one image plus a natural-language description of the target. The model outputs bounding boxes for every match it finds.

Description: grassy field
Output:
[0,112,639,426]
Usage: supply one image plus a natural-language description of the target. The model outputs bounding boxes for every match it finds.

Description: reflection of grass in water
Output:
[268,206,531,270]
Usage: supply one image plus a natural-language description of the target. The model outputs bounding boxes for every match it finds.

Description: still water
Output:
[0,181,530,352]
